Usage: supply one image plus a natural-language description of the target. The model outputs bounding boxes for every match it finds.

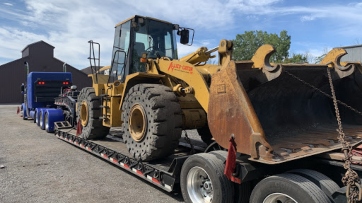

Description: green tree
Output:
[284,53,309,63]
[233,30,291,62]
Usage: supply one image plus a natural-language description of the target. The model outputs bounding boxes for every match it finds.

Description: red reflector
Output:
[136,170,143,176]
[152,177,161,184]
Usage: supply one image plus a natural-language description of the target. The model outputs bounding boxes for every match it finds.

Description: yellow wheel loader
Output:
[77,15,362,165]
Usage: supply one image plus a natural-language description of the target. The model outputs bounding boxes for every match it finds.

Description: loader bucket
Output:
[208,45,362,164]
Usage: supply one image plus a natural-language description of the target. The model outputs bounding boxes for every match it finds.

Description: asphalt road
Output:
[0,105,184,203]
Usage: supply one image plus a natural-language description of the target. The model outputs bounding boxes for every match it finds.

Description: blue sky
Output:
[0,0,362,69]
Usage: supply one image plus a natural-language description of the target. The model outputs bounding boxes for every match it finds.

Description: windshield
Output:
[135,19,177,59]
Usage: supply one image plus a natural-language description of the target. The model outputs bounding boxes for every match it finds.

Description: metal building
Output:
[339,44,362,63]
[0,41,91,104]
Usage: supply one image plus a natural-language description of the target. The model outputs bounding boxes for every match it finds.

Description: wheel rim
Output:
[187,166,213,203]
[45,113,49,130]
[35,112,38,123]
[129,104,147,142]
[80,101,89,126]
[263,193,298,203]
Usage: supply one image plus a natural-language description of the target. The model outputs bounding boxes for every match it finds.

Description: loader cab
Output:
[110,15,181,82]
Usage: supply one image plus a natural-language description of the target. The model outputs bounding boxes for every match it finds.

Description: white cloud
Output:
[291,42,333,63]
[300,15,316,22]
[0,0,235,68]
[4,2,13,6]
[1,0,362,68]
[0,27,47,60]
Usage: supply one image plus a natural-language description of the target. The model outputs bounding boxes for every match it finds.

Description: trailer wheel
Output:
[122,84,182,161]
[180,153,234,203]
[77,87,109,139]
[288,169,340,199]
[209,150,250,203]
[250,173,332,203]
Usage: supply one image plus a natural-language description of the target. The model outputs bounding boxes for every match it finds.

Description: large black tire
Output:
[77,87,109,139]
[180,153,234,203]
[121,84,182,161]
[250,173,332,203]
[209,151,250,203]
[288,169,340,199]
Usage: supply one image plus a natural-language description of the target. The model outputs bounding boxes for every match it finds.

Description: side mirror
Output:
[21,84,24,93]
[177,27,194,46]
[180,29,189,45]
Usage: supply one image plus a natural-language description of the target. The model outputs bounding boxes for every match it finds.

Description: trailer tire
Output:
[250,173,332,203]
[180,153,234,203]
[209,150,250,203]
[122,84,182,161]
[77,87,109,140]
[288,169,340,199]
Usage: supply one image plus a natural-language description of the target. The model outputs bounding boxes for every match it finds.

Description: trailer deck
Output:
[55,127,207,192]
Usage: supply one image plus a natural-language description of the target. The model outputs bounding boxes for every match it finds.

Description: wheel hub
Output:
[263,193,297,203]
[80,101,89,126]
[129,104,147,142]
[203,181,212,192]
[187,166,213,203]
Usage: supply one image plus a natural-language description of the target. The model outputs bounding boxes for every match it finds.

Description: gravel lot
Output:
[0,105,184,203]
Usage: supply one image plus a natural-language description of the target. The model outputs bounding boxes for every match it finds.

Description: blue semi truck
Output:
[21,72,79,132]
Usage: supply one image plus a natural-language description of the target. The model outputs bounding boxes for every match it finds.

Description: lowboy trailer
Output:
[54,124,362,203]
